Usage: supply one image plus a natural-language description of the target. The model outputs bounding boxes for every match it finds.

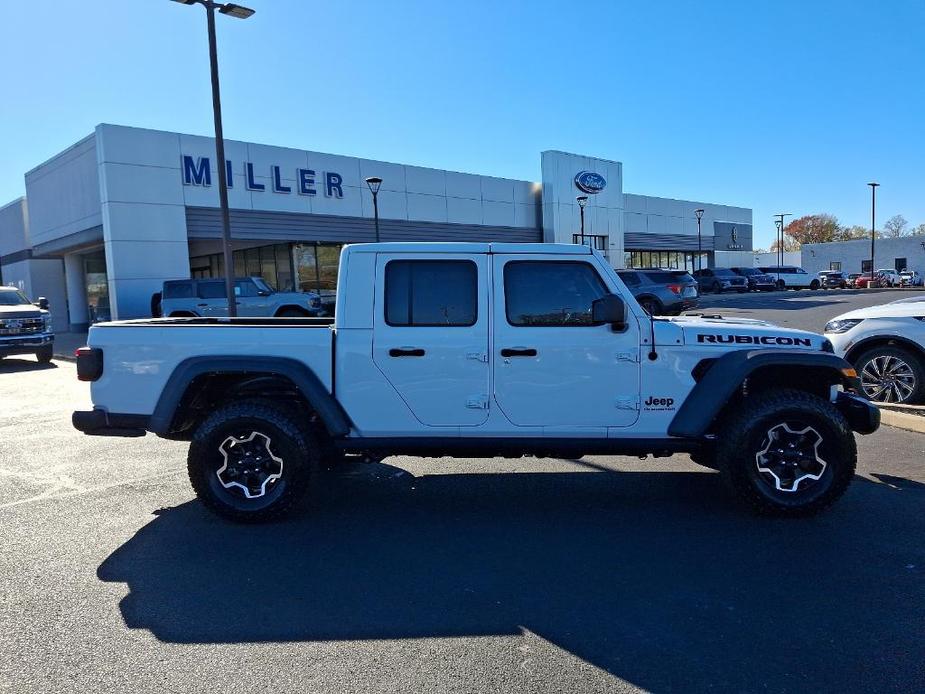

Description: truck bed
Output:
[86,318,335,416]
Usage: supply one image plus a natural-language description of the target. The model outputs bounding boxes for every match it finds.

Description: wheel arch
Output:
[273,304,311,317]
[844,335,925,365]
[150,356,351,439]
[668,349,858,438]
[168,310,199,318]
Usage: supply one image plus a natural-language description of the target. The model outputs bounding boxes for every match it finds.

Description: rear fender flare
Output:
[149,356,350,437]
[668,349,856,438]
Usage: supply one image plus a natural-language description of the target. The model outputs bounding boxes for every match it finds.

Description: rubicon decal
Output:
[696,334,813,347]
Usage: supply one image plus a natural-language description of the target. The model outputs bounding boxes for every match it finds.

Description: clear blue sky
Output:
[1,0,922,248]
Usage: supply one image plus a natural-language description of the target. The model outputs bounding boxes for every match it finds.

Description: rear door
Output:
[492,255,641,428]
[195,280,230,317]
[372,253,490,427]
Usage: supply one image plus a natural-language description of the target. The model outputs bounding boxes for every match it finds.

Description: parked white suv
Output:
[876,269,901,288]
[825,301,925,403]
[757,266,819,290]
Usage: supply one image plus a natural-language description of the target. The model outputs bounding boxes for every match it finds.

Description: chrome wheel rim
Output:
[860,355,916,403]
[216,431,284,499]
[755,423,827,493]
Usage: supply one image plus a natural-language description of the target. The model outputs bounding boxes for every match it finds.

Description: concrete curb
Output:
[878,406,925,434]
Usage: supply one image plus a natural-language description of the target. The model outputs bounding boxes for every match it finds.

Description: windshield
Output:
[0,289,31,306]
[735,267,759,275]
[253,278,275,294]
[713,269,737,277]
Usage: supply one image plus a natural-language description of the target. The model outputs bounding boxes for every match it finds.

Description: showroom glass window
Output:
[385,260,477,326]
[504,261,607,326]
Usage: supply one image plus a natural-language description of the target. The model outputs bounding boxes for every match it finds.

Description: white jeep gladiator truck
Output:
[73,242,879,521]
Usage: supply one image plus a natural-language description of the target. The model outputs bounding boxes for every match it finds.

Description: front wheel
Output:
[776,279,786,290]
[36,346,53,364]
[810,279,820,290]
[714,389,856,516]
[854,345,925,404]
[187,400,317,522]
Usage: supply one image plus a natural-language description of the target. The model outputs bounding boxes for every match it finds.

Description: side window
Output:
[616,271,640,287]
[235,280,259,298]
[385,260,477,327]
[198,281,225,299]
[163,282,193,299]
[504,261,607,327]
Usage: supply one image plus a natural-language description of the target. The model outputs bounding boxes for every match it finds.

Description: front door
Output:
[492,255,641,428]
[372,253,490,427]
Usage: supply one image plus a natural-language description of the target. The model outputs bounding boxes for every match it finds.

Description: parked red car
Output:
[854,272,884,289]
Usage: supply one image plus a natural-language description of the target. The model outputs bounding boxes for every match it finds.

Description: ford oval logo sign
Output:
[575,171,606,194]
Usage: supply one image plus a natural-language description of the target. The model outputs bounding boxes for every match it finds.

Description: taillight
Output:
[76,347,103,382]
[667,284,683,295]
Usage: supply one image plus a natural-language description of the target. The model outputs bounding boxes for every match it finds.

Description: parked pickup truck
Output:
[155,276,327,318]
[0,286,54,363]
[73,242,879,521]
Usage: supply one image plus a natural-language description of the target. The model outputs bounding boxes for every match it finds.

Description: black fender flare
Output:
[149,356,350,437]
[668,349,857,438]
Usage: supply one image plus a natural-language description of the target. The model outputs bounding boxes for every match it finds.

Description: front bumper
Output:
[0,333,53,357]
[835,391,880,435]
[72,408,149,437]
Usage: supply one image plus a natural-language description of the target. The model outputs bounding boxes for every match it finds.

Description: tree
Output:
[910,223,925,236]
[783,214,841,246]
[837,224,872,241]
[770,236,801,252]
[882,215,909,238]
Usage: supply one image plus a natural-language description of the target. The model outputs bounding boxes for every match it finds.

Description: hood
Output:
[0,305,44,319]
[828,301,925,322]
[664,315,825,349]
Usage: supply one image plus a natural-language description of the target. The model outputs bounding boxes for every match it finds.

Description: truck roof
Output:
[342,242,594,255]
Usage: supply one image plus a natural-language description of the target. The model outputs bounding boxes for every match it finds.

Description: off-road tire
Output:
[715,389,856,517]
[188,399,318,522]
[36,346,53,364]
[853,344,925,405]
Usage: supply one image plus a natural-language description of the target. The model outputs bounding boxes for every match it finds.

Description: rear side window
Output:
[643,270,692,283]
[163,282,193,299]
[617,271,641,287]
[198,281,226,299]
[385,260,477,326]
[505,261,607,327]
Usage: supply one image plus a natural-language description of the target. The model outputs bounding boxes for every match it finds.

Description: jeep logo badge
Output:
[574,171,607,194]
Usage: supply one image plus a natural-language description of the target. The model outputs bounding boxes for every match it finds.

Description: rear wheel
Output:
[776,279,786,290]
[715,389,856,516]
[638,297,662,316]
[854,344,925,404]
[809,279,820,290]
[187,400,317,522]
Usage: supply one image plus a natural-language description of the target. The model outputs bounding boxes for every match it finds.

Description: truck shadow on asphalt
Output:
[0,358,56,373]
[98,462,924,692]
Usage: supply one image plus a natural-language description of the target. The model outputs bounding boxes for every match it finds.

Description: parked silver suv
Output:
[155,277,326,318]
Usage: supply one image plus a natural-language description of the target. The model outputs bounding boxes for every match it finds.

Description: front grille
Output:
[0,317,45,336]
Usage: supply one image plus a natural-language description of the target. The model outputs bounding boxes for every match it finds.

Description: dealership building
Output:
[0,124,753,331]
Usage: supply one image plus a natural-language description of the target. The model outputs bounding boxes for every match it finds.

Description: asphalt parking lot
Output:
[1,290,924,693]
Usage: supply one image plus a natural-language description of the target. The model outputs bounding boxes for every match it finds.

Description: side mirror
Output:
[591,294,626,330]
[36,297,49,310]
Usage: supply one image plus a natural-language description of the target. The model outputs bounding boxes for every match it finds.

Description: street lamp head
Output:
[365,177,383,194]
[219,3,255,18]
[694,208,704,220]
[868,181,880,188]
[171,0,200,4]
[576,195,588,208]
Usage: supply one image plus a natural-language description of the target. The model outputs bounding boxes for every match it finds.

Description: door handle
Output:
[197,303,207,307]
[389,347,426,357]
[500,347,537,357]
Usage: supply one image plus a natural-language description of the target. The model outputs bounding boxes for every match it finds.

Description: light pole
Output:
[774,213,791,288]
[576,196,588,245]
[868,182,879,280]
[171,0,255,316]
[365,177,383,242]
[694,209,704,271]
